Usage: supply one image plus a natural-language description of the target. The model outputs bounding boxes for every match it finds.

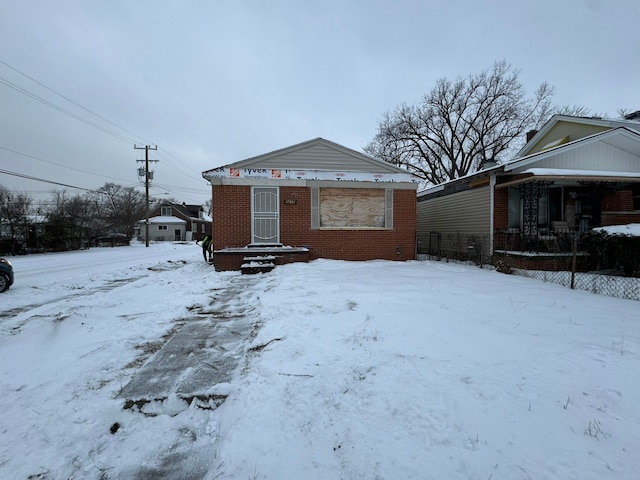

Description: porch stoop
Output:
[241,256,276,275]
[212,245,310,271]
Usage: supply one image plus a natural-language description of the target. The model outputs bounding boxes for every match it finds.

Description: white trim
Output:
[204,167,419,184]
[208,177,306,187]
[505,127,640,172]
[522,168,640,178]
[517,114,640,157]
[417,184,445,197]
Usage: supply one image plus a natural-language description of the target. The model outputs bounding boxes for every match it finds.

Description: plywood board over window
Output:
[318,188,389,228]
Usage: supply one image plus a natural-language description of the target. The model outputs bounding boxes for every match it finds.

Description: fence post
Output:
[570,233,577,289]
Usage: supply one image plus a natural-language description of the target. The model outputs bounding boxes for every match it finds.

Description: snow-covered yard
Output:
[1,242,638,479]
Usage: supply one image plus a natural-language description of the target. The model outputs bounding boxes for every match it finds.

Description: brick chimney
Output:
[526,129,538,142]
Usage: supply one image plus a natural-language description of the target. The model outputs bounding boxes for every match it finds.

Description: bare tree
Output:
[43,191,64,251]
[0,185,32,254]
[365,61,558,186]
[618,108,640,120]
[94,183,146,239]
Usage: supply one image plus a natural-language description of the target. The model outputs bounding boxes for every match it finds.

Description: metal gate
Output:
[252,187,279,244]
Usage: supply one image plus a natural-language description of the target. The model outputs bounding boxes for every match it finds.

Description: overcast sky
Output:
[1,0,638,206]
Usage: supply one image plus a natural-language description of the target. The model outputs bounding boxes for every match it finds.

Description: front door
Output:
[252,187,279,244]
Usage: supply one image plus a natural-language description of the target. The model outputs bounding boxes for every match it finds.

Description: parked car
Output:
[0,258,14,292]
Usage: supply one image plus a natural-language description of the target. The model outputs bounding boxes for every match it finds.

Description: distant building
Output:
[135,202,211,242]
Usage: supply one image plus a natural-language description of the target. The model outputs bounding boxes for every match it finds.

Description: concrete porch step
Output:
[213,246,309,271]
[241,256,276,274]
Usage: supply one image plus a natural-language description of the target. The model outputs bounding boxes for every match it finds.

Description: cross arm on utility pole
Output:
[134,145,158,247]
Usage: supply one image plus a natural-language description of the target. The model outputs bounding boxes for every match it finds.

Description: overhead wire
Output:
[0,59,154,146]
[0,59,212,198]
[0,75,137,144]
[0,145,209,200]
[0,168,108,193]
[0,145,133,183]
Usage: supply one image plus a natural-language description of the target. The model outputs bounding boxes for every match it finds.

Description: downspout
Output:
[489,174,496,258]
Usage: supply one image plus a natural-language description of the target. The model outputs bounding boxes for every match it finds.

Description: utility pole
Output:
[135,144,158,247]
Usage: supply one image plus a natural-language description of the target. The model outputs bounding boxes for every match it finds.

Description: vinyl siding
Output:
[526,121,609,155]
[417,186,491,237]
[238,143,396,172]
[510,141,640,173]
[225,139,408,173]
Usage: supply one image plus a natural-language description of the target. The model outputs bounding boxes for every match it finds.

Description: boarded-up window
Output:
[311,187,393,229]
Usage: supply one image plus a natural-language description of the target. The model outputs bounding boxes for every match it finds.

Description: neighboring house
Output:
[202,137,419,270]
[417,114,640,266]
[136,202,211,242]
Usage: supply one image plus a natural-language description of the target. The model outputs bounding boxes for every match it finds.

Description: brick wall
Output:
[602,189,633,211]
[601,212,640,225]
[212,184,417,261]
[493,188,509,229]
[600,189,640,226]
[212,185,252,248]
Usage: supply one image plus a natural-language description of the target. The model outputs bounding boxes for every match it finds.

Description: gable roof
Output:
[158,202,209,221]
[517,114,640,158]
[418,126,640,199]
[173,203,203,219]
[203,137,410,174]
[506,126,640,173]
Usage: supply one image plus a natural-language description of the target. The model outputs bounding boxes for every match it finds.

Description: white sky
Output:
[1,0,639,206]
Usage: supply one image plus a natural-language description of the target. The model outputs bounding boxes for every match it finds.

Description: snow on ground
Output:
[1,242,639,479]
[594,223,640,236]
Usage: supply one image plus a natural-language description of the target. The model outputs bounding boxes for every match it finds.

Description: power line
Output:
[157,149,209,183]
[0,75,137,144]
[0,145,133,183]
[0,59,212,200]
[0,60,208,178]
[0,168,105,193]
[0,59,154,146]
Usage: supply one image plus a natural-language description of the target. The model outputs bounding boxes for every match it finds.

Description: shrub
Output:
[581,231,640,277]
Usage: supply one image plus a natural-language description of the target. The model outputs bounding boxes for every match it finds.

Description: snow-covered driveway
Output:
[1,242,639,479]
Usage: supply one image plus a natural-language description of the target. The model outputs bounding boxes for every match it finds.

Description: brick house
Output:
[202,138,419,270]
[417,114,640,269]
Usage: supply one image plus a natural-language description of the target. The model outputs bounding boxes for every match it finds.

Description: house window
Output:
[311,187,393,229]
[509,185,562,230]
[158,225,168,230]
[633,185,640,211]
[161,206,172,216]
[201,224,205,233]
[538,189,549,226]
[508,188,521,229]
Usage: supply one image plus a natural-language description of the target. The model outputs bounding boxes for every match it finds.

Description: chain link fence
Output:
[417,232,640,301]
